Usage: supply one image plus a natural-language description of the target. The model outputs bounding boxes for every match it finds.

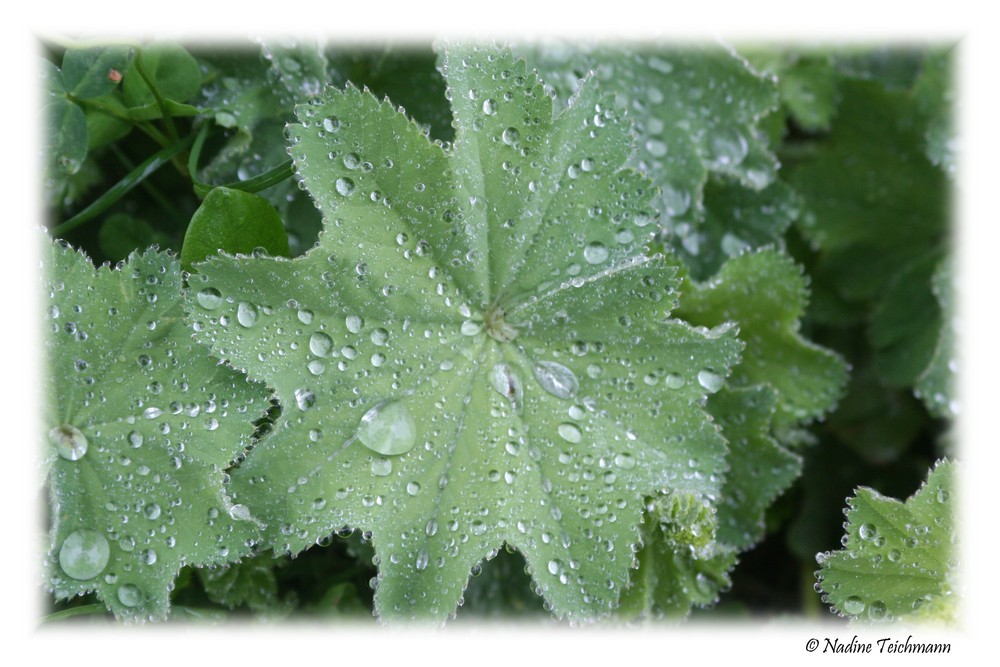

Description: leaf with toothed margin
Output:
[184,42,743,623]
[41,233,271,621]
[676,248,848,430]
[522,42,780,243]
[815,460,958,624]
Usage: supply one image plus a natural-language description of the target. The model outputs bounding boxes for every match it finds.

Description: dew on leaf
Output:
[557,422,582,443]
[706,127,749,169]
[501,127,519,145]
[488,363,523,412]
[697,369,724,393]
[117,583,143,607]
[309,331,334,357]
[346,314,364,333]
[295,388,317,411]
[59,529,110,580]
[371,458,393,477]
[842,595,865,615]
[532,361,579,400]
[335,177,356,196]
[357,400,417,456]
[196,287,223,310]
[236,302,258,328]
[49,424,88,461]
[583,242,609,265]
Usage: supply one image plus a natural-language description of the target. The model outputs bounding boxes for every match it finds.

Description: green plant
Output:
[40,37,957,625]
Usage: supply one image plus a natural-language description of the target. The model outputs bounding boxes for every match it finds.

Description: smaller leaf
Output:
[122,42,202,108]
[816,460,958,624]
[98,213,171,262]
[43,98,88,176]
[914,258,958,419]
[61,46,130,100]
[181,187,290,270]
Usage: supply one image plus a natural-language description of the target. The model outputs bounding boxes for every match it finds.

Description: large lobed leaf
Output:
[186,43,743,622]
[41,235,270,620]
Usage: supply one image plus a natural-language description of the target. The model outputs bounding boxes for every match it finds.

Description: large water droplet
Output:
[357,401,417,456]
[501,127,519,145]
[117,583,143,607]
[557,422,582,443]
[335,177,355,196]
[345,314,364,334]
[196,287,223,310]
[295,388,317,411]
[697,369,724,393]
[309,331,334,357]
[49,424,88,461]
[236,302,258,328]
[59,529,110,580]
[842,595,865,615]
[583,242,609,265]
[533,361,579,400]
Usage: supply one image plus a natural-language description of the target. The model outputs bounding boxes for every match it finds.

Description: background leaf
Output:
[42,235,271,621]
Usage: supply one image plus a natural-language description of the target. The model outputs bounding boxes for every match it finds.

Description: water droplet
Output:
[345,315,364,334]
[49,424,88,461]
[295,388,316,411]
[309,332,334,357]
[583,242,609,265]
[460,320,482,336]
[59,529,110,580]
[370,327,390,346]
[488,363,523,412]
[867,599,887,620]
[236,302,258,328]
[323,116,341,133]
[936,488,950,504]
[501,127,519,145]
[533,361,579,400]
[697,369,724,393]
[117,583,143,607]
[357,401,417,456]
[858,523,877,541]
[557,422,582,443]
[127,431,143,448]
[842,595,865,615]
[614,452,636,469]
[196,287,223,310]
[335,177,355,196]
[482,98,497,115]
[406,481,421,496]
[370,458,392,476]
[144,503,161,520]
[415,547,429,571]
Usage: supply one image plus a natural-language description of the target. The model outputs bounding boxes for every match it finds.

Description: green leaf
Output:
[870,251,944,388]
[180,187,290,270]
[816,460,958,623]
[617,492,737,619]
[61,46,130,100]
[44,97,88,176]
[912,48,956,177]
[98,213,171,262]
[914,258,957,419]
[710,386,800,549]
[126,98,203,122]
[122,42,202,108]
[186,43,743,623]
[783,79,947,303]
[676,248,848,428]
[676,176,799,281]
[42,235,271,621]
[525,43,780,233]
[197,555,289,615]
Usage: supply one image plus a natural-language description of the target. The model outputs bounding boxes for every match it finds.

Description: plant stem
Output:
[53,133,195,236]
[133,49,180,145]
